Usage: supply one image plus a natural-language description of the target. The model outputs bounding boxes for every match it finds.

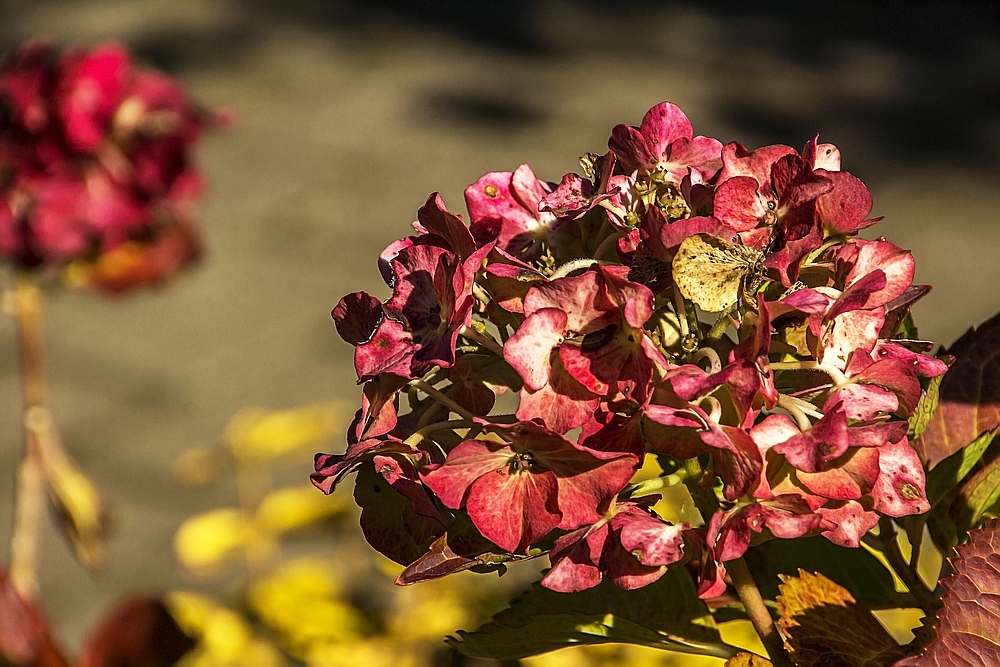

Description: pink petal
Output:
[420,439,512,509]
[466,466,560,553]
[515,362,600,434]
[712,176,768,232]
[414,192,476,259]
[817,501,879,548]
[718,142,796,187]
[872,437,929,517]
[843,240,915,309]
[542,524,607,592]
[504,308,568,391]
[815,170,874,234]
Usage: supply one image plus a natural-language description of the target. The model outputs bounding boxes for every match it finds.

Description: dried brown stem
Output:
[9,275,47,600]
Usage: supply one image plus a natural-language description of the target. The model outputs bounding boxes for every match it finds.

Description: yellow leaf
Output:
[247,559,368,657]
[174,508,249,573]
[30,407,113,570]
[225,402,346,463]
[306,640,411,667]
[255,485,347,534]
[166,591,287,667]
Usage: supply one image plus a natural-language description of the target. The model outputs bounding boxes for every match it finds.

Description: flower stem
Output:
[549,258,598,280]
[9,275,47,601]
[728,557,794,667]
[409,379,477,422]
[592,232,622,261]
[870,517,939,614]
[769,361,847,387]
[460,325,505,358]
[705,302,738,343]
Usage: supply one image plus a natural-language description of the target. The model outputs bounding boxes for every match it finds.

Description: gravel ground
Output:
[0,0,998,651]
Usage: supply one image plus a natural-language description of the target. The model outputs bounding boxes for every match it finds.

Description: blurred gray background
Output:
[0,0,998,651]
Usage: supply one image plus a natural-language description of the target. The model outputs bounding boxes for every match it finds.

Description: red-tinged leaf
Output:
[777,570,906,667]
[77,598,194,667]
[0,570,69,667]
[395,525,513,585]
[916,311,1000,469]
[894,519,1000,666]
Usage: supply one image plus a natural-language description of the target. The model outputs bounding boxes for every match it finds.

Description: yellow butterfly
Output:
[671,233,764,312]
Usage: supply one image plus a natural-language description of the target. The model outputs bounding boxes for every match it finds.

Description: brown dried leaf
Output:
[725,652,773,667]
[894,519,1000,666]
[672,233,763,313]
[777,570,905,667]
[916,312,1000,469]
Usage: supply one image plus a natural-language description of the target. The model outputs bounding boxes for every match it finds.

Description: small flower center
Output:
[507,452,538,474]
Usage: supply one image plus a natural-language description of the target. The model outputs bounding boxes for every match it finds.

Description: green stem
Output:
[706,302,738,343]
[873,517,939,614]
[592,232,623,261]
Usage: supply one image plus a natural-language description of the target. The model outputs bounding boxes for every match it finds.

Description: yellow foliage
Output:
[225,402,346,462]
[306,639,415,667]
[166,590,287,667]
[247,559,369,658]
[255,485,347,533]
[174,508,249,573]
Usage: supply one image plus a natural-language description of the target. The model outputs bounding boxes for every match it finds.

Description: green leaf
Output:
[908,375,942,441]
[924,428,997,507]
[448,568,734,661]
[949,452,1000,537]
[744,536,905,608]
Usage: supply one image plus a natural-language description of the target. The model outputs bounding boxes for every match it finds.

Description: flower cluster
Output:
[0,41,222,291]
[313,102,945,598]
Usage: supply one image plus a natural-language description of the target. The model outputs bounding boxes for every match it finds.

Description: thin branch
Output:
[776,395,814,432]
[769,360,847,387]
[9,275,46,600]
[409,379,477,422]
[404,420,475,447]
[460,325,505,358]
[728,557,794,667]
[592,232,623,261]
[872,517,940,614]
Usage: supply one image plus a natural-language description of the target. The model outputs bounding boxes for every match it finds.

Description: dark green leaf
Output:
[448,569,732,660]
[924,428,996,507]
[949,454,1000,537]
[744,536,906,608]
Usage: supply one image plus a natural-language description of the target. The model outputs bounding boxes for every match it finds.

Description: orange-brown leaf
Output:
[777,570,905,667]
[725,652,773,667]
